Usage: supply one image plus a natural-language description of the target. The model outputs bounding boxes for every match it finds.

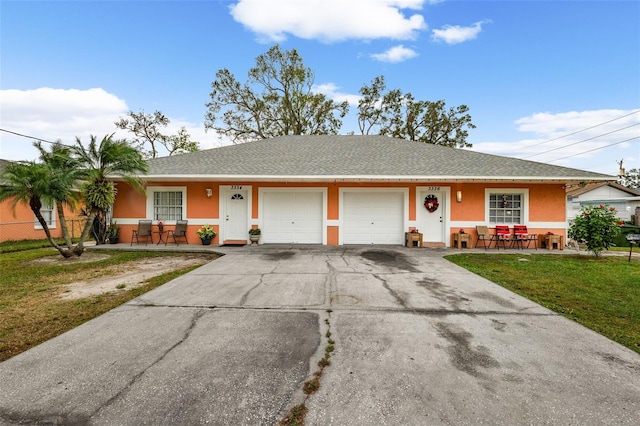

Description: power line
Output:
[0,128,66,145]
[524,122,640,159]
[547,136,639,163]
[522,109,640,150]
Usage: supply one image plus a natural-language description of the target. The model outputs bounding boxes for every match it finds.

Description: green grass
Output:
[0,238,87,254]
[445,253,640,354]
[0,247,218,362]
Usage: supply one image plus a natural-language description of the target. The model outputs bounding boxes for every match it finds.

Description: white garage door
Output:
[343,192,404,244]
[262,192,323,244]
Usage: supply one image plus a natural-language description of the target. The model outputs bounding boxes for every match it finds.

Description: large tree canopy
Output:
[115,109,199,159]
[357,75,476,148]
[205,45,349,143]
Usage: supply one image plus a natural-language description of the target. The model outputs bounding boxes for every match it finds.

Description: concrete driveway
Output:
[1,246,638,425]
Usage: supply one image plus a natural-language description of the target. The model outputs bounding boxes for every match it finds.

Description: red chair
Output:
[513,225,537,249]
[493,225,512,249]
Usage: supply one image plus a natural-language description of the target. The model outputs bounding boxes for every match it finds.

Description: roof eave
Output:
[110,174,615,184]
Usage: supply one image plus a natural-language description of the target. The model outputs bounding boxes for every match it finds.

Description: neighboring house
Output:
[110,135,613,247]
[0,159,79,243]
[566,181,640,224]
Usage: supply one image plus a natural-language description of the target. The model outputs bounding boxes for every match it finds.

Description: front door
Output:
[222,187,248,241]
[419,188,446,244]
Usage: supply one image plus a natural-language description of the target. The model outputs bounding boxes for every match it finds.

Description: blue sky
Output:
[1,0,639,175]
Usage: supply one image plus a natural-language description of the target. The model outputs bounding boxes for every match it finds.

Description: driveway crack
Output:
[374,273,408,308]
[325,257,338,308]
[88,309,206,420]
[239,274,266,305]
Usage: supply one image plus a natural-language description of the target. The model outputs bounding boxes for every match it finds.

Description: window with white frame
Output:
[35,203,56,228]
[153,191,183,221]
[489,193,523,224]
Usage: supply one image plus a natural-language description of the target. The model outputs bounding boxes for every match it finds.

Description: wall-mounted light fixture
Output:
[456,190,463,203]
[206,188,213,198]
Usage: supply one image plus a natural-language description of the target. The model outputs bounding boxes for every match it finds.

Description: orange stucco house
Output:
[110,135,613,247]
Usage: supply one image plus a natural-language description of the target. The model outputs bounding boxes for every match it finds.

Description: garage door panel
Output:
[343,192,404,245]
[263,192,323,244]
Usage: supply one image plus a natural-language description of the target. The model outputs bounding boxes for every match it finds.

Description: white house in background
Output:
[566,182,640,223]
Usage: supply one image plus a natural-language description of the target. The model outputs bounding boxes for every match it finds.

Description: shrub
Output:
[568,204,623,257]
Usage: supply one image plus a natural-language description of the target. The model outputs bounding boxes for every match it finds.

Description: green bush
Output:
[614,224,640,247]
[568,204,623,257]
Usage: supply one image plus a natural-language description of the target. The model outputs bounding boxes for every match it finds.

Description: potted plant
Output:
[248,227,261,245]
[196,224,216,245]
[107,221,120,244]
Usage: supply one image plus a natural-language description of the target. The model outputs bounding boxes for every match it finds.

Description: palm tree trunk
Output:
[55,200,74,248]
[73,210,97,256]
[30,198,73,258]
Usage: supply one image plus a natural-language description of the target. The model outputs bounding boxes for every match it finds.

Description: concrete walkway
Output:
[0,245,638,425]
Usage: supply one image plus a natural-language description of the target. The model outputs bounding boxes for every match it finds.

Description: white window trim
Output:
[146,186,187,223]
[35,203,56,229]
[484,188,529,225]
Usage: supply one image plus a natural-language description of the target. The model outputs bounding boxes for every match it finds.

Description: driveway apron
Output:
[0,246,638,425]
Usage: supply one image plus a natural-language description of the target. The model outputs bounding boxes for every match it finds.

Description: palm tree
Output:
[34,141,84,250]
[0,154,79,258]
[71,134,148,255]
[0,136,147,257]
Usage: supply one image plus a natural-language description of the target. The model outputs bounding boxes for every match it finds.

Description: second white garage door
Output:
[262,191,323,244]
[343,192,404,244]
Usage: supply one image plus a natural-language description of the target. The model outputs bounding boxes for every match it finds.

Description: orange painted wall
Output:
[449,183,485,221]
[0,199,79,242]
[529,184,566,222]
[111,180,569,245]
[113,183,146,218]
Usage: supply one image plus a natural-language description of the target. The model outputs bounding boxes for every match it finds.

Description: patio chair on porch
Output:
[513,225,538,249]
[493,225,512,249]
[166,220,189,245]
[131,220,153,245]
[475,225,492,249]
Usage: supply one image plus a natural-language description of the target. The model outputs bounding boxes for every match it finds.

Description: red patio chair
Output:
[513,225,537,249]
[493,225,512,249]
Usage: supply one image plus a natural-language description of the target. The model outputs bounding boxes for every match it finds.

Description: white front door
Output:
[419,189,446,243]
[222,188,248,241]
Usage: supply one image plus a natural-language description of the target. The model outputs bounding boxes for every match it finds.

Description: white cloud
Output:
[0,88,129,161]
[0,88,227,161]
[371,44,419,63]
[473,109,640,174]
[431,20,488,45]
[313,83,361,106]
[229,0,428,42]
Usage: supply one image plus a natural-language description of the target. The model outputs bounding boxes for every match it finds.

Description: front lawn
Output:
[445,253,640,354]
[0,247,218,362]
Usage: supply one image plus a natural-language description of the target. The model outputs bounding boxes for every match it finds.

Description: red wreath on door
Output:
[424,195,439,213]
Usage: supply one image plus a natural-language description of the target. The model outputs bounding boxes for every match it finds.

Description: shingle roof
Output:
[567,181,640,198]
[145,135,613,182]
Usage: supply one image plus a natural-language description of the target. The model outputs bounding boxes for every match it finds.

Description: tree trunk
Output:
[30,197,73,258]
[55,200,74,249]
[73,210,97,256]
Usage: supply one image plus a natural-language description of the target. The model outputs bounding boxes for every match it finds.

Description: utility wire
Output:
[524,122,640,159]
[0,128,75,148]
[547,136,639,163]
[522,109,640,149]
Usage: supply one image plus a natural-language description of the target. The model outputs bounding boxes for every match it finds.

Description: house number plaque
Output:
[231,185,243,190]
[427,186,440,191]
